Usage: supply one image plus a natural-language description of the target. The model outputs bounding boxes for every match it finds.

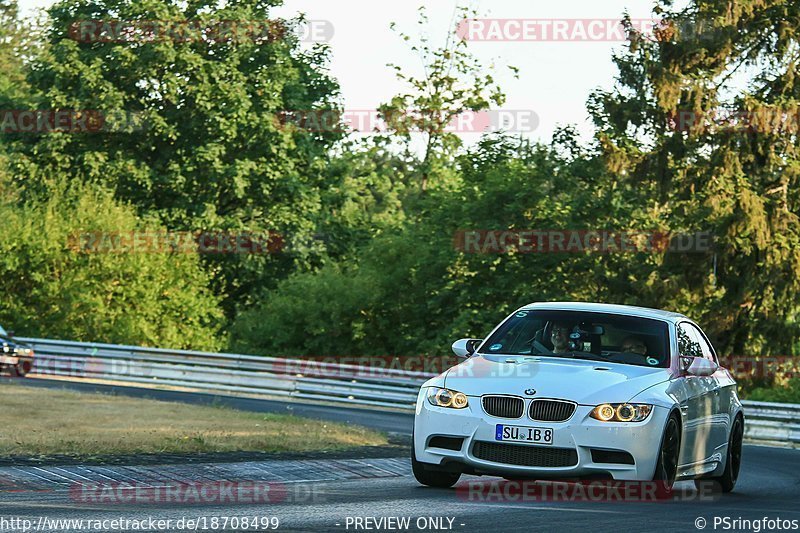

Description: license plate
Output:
[0,356,18,365]
[495,424,553,445]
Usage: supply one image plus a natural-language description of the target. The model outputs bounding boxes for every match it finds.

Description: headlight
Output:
[427,387,469,409]
[590,403,652,422]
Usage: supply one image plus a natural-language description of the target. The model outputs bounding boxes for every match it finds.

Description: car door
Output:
[675,322,717,468]
[690,324,733,458]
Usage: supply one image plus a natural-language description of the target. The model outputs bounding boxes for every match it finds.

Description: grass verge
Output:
[0,382,387,457]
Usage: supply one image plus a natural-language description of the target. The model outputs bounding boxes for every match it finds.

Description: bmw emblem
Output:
[524,388,536,396]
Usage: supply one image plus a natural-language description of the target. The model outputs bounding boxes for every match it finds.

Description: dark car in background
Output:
[0,325,34,377]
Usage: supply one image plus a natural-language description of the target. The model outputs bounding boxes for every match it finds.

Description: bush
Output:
[0,184,225,350]
[745,379,800,404]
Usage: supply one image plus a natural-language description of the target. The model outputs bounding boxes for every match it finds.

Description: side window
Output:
[685,323,717,363]
[677,323,703,359]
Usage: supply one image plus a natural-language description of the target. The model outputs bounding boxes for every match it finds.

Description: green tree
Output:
[309,138,410,264]
[0,0,30,107]
[10,0,344,314]
[230,134,611,357]
[588,1,800,355]
[0,0,37,194]
[379,6,515,193]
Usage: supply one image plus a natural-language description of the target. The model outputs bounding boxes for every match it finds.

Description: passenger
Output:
[621,336,647,355]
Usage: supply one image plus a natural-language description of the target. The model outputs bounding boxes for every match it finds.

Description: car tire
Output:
[411,446,461,488]
[11,360,31,378]
[698,415,743,493]
[653,414,681,489]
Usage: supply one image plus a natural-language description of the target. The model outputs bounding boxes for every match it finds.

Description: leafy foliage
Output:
[231,135,614,356]
[7,0,347,315]
[747,378,800,403]
[588,0,800,355]
[0,0,32,108]
[379,6,514,193]
[0,183,225,349]
[4,0,800,374]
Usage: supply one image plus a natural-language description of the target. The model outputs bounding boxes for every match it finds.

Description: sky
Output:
[17,0,658,146]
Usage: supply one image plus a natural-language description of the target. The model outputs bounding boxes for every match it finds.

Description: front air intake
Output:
[472,441,579,467]
[428,436,465,451]
[528,399,577,422]
[482,396,524,418]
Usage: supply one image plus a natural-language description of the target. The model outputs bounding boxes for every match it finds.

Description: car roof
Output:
[520,301,689,323]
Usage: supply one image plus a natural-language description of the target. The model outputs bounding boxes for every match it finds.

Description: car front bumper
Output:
[413,391,670,481]
[0,355,19,365]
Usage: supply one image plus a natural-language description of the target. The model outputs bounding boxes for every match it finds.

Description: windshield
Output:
[480,310,670,368]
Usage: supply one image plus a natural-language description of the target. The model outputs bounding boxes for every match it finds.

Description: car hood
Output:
[442,355,671,405]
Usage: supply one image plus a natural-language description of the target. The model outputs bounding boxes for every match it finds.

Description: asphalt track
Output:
[1,377,799,533]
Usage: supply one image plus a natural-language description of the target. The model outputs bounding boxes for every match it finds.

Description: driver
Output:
[621,336,647,355]
[550,322,571,353]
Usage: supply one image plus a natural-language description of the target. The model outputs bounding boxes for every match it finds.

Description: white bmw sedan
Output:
[413,302,744,492]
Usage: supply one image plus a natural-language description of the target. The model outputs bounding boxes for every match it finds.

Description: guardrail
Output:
[9,337,800,447]
[740,400,800,447]
[19,337,428,410]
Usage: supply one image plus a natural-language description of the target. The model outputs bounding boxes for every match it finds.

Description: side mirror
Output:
[452,338,482,359]
[685,356,718,377]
